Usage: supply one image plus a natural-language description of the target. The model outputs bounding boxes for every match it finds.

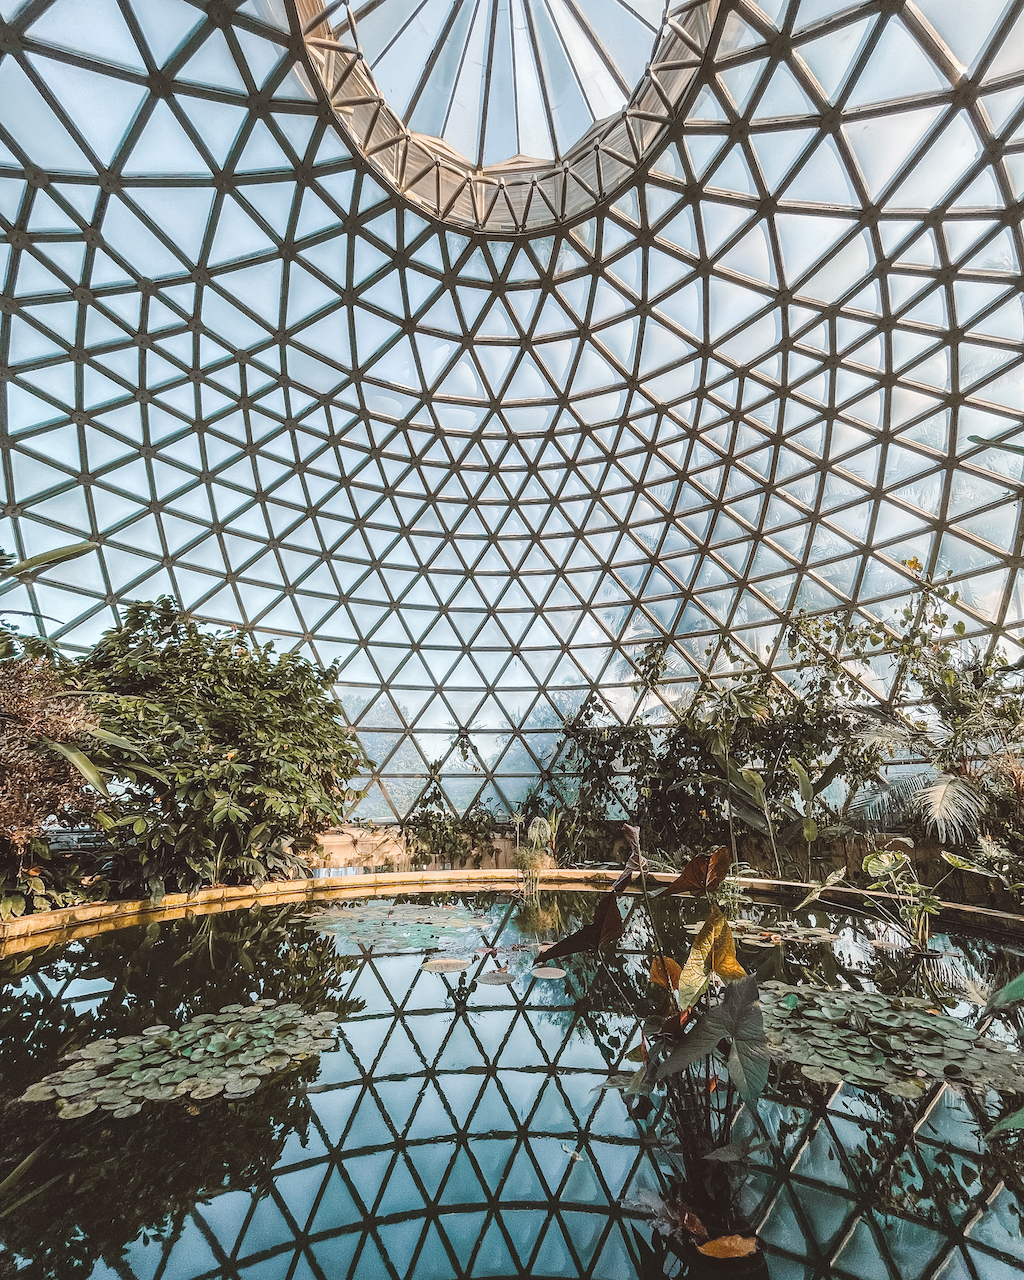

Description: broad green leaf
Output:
[941,852,999,878]
[802,816,818,843]
[2,541,98,577]
[791,759,813,804]
[657,975,769,1104]
[86,726,146,755]
[794,867,845,912]
[989,972,1024,1009]
[863,850,909,879]
[41,738,110,798]
[989,1104,1024,1136]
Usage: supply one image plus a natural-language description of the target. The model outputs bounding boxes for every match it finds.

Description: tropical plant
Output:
[0,543,110,917]
[398,769,498,867]
[72,597,367,901]
[544,635,883,877]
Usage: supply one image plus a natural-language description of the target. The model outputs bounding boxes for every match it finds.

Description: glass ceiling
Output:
[347,0,665,166]
[1,0,1024,818]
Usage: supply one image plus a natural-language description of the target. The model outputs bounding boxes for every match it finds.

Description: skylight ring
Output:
[291,0,720,232]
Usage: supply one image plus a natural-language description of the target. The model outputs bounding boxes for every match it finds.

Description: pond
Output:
[2,888,1024,1280]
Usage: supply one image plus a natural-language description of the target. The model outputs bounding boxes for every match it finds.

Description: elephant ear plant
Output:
[536,838,771,1269]
[74,597,368,902]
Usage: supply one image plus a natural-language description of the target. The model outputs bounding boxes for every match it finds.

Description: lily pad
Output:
[801,1066,845,1085]
[421,958,470,973]
[531,967,567,979]
[20,1083,56,1103]
[477,970,516,985]
[58,1099,98,1119]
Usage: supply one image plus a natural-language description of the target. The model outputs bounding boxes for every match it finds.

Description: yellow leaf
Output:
[676,908,747,1008]
[697,1235,759,1258]
[712,920,747,984]
[676,907,724,1008]
[650,955,682,990]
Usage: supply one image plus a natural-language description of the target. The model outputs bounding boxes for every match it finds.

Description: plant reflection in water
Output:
[0,892,1023,1279]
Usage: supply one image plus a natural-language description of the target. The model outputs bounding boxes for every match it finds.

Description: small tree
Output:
[76,598,367,900]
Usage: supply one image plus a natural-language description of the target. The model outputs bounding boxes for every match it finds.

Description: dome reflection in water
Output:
[1,891,1023,1279]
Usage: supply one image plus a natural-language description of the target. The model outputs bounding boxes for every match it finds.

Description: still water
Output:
[1,889,1023,1280]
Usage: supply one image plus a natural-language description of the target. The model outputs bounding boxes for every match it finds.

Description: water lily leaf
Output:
[58,1099,98,1119]
[55,1081,92,1098]
[801,1065,844,1085]
[530,966,566,979]
[421,958,469,973]
[884,1078,928,1098]
[112,1104,142,1119]
[20,1083,56,1103]
[477,969,515,985]
[191,1081,224,1099]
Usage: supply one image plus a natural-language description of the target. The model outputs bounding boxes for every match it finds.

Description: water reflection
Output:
[0,893,1022,1279]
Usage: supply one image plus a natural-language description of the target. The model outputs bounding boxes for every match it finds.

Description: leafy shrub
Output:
[75,598,367,900]
[0,647,107,918]
[399,770,498,867]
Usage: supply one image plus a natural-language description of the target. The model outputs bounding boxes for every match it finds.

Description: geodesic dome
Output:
[2,0,1024,817]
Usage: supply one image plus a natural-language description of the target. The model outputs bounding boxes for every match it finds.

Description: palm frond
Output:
[851,706,934,754]
[848,770,934,830]
[916,773,987,844]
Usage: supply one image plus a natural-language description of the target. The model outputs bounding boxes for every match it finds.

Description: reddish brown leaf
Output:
[537,890,622,962]
[650,955,683,990]
[658,846,730,896]
[680,1209,709,1241]
[697,1235,759,1258]
[594,890,625,947]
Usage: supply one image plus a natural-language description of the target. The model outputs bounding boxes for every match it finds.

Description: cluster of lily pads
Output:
[304,901,496,953]
[20,1000,340,1121]
[761,981,1024,1098]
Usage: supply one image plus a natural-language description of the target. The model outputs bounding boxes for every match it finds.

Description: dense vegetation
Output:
[515,580,1024,904]
[0,585,366,914]
[6,553,1024,914]
[75,598,367,902]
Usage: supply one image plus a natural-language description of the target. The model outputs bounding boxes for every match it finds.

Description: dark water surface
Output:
[1,890,1024,1280]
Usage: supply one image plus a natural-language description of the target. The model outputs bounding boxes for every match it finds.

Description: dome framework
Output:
[1,0,1024,818]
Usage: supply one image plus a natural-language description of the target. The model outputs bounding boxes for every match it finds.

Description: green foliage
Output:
[546,636,880,871]
[398,768,498,866]
[74,598,367,900]
[862,839,941,947]
[656,974,770,1104]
